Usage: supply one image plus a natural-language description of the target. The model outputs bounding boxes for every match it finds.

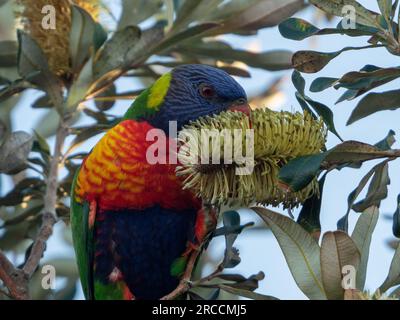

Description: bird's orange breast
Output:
[74,120,200,211]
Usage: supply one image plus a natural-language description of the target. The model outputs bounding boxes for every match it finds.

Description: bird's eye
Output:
[199,84,216,99]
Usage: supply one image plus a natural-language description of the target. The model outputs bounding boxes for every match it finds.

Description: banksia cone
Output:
[176,109,327,208]
[16,0,99,77]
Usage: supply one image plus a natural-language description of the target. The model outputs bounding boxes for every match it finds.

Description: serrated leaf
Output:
[347,89,400,125]
[252,207,326,300]
[320,231,360,300]
[351,206,379,290]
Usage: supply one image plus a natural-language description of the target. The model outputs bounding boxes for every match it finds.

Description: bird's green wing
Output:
[70,167,95,299]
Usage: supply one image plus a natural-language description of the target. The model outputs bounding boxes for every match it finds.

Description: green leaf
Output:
[279,17,375,41]
[393,195,400,238]
[351,206,379,290]
[303,96,342,140]
[292,50,339,73]
[31,94,53,109]
[93,23,107,52]
[335,67,400,91]
[293,46,378,74]
[172,0,222,32]
[375,130,396,151]
[324,141,393,166]
[336,89,359,104]
[291,70,305,95]
[0,40,17,67]
[156,23,220,53]
[279,153,326,192]
[309,0,381,29]
[378,0,392,21]
[33,130,50,156]
[252,207,326,300]
[118,0,163,29]
[379,241,400,293]
[0,131,33,174]
[279,18,320,40]
[320,231,360,300]
[69,6,96,73]
[221,211,242,268]
[352,160,390,212]
[95,84,116,111]
[211,0,304,34]
[297,175,326,240]
[17,31,62,107]
[181,45,293,71]
[67,57,93,109]
[337,164,376,232]
[93,26,141,79]
[310,77,338,92]
[280,140,394,193]
[347,89,400,125]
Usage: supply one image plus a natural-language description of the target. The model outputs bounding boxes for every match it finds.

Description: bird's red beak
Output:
[228,100,251,116]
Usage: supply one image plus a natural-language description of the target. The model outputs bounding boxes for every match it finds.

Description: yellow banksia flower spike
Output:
[176,109,327,208]
[16,0,99,77]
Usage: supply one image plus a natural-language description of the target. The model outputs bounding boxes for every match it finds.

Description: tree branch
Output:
[0,250,29,300]
[0,118,70,298]
[23,119,69,277]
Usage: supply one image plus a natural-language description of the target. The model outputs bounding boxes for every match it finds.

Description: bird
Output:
[70,64,250,300]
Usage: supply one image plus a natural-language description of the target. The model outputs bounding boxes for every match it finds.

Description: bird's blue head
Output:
[125,64,250,133]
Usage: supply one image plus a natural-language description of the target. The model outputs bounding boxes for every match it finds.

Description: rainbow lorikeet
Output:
[70,64,250,300]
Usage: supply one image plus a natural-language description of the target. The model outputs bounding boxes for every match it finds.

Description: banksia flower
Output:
[16,0,99,77]
[176,109,327,208]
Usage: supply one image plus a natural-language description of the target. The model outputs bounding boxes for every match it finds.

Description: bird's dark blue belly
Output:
[94,205,196,299]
